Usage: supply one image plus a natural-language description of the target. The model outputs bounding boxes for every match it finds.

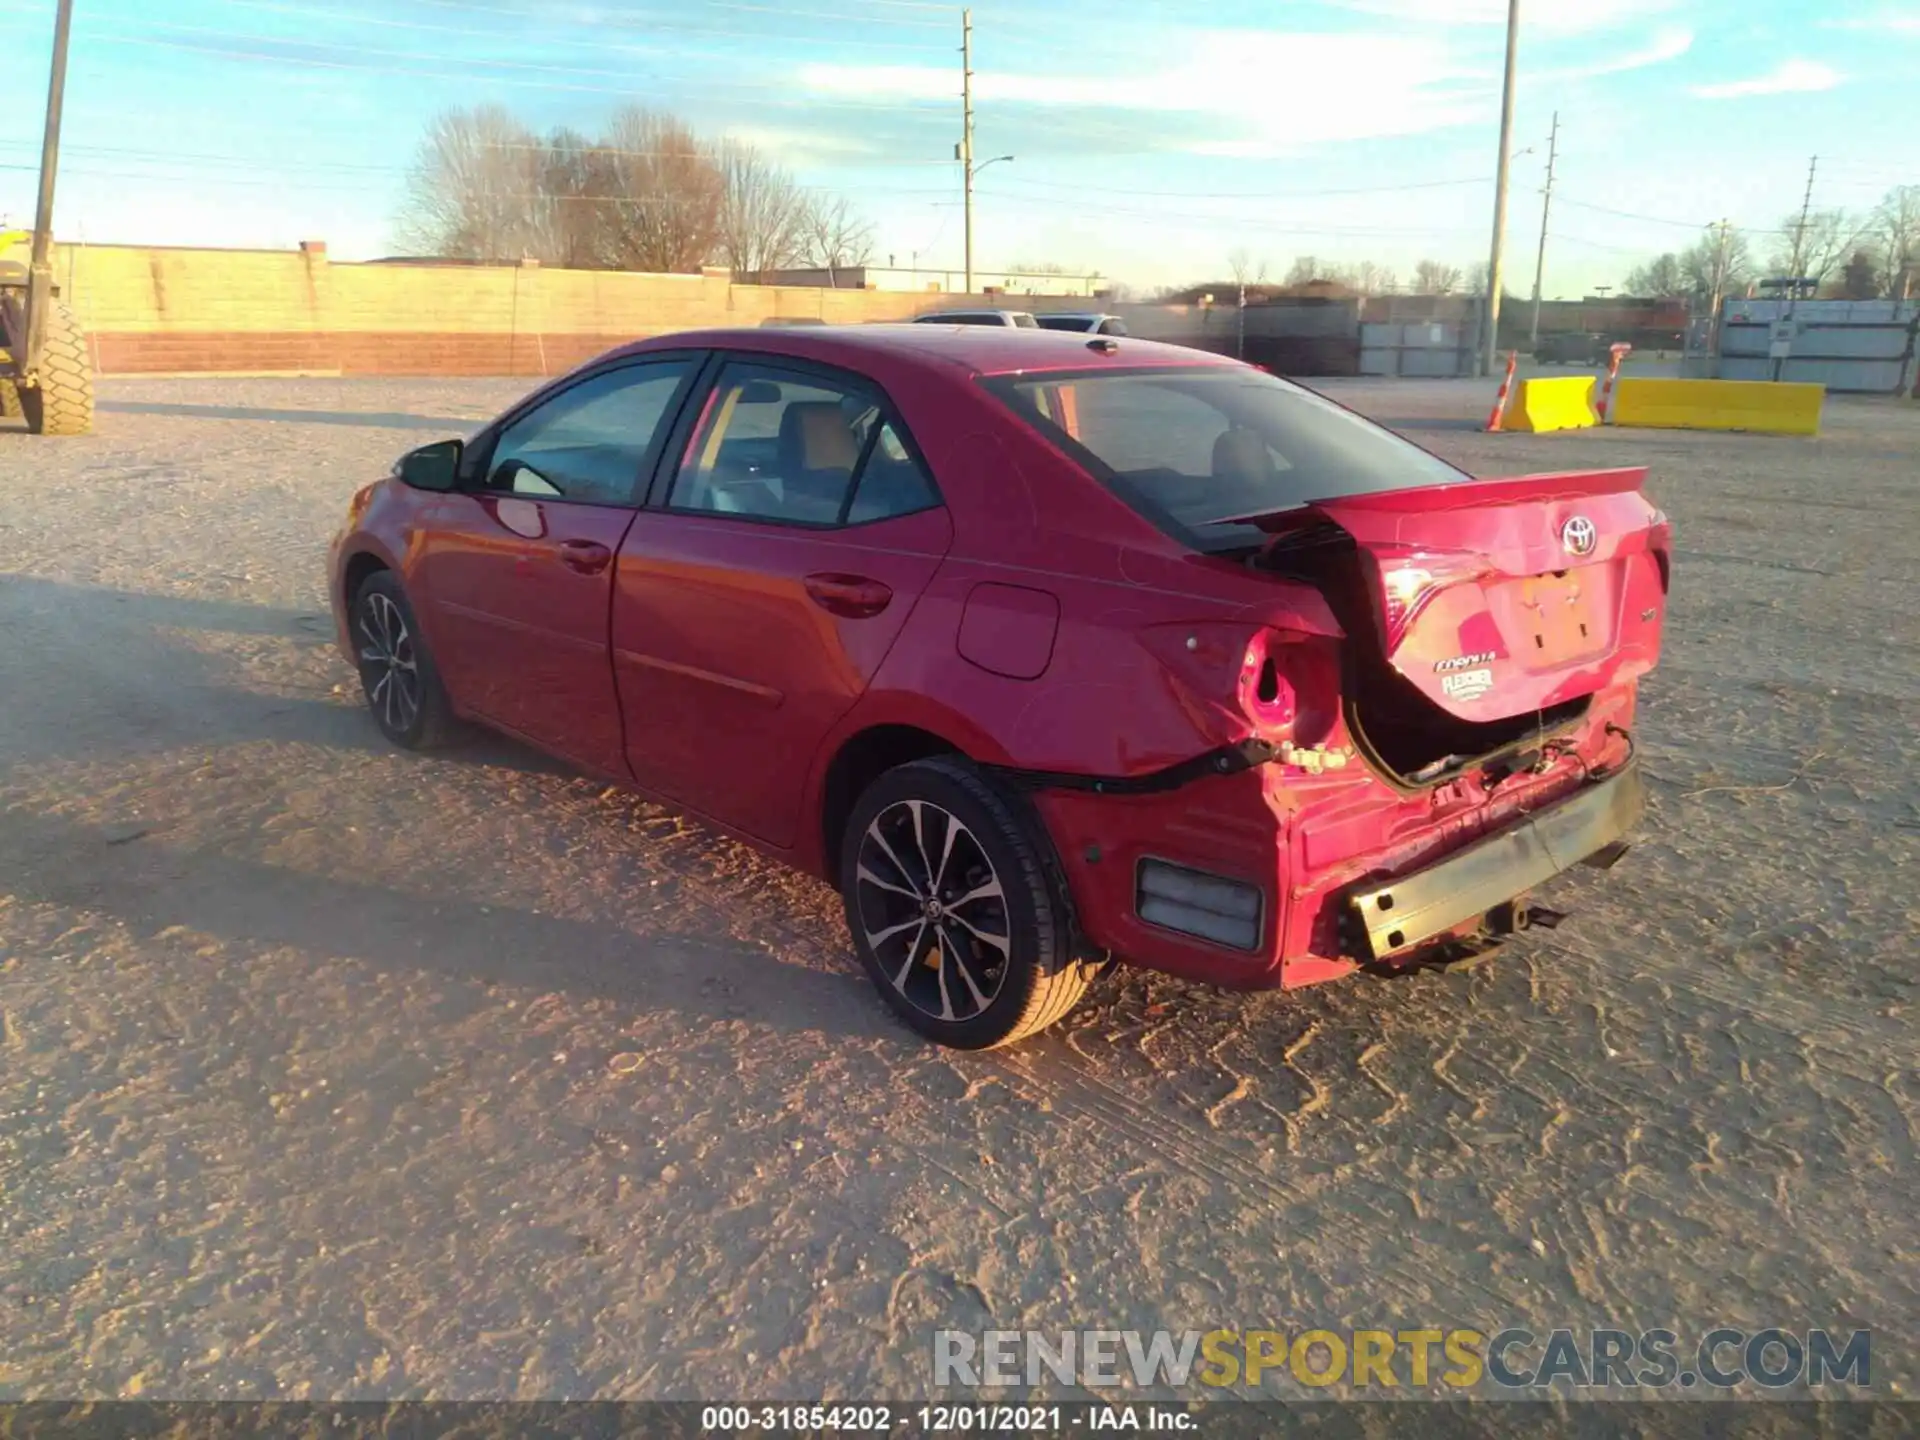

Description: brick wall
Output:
[49,240,1099,377]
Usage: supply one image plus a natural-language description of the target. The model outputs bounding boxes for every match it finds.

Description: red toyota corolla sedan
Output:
[329,325,1669,1049]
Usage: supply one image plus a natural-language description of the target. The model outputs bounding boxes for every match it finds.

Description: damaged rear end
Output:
[1254,465,1670,789]
[1242,466,1669,972]
[987,360,1670,982]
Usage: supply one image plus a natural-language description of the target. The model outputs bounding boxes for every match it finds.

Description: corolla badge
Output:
[1561,515,1598,557]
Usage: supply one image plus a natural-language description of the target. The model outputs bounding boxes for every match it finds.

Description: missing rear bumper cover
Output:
[1344,764,1645,962]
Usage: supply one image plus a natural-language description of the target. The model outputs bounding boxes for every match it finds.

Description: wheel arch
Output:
[341,548,391,608]
[815,722,966,888]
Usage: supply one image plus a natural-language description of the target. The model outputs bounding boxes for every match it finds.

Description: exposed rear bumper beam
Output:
[1345,764,1645,962]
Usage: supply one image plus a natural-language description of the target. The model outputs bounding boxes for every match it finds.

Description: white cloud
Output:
[1821,11,1920,35]
[1690,59,1844,99]
[719,125,881,167]
[801,31,1491,158]
[1541,25,1693,79]
[1317,0,1676,35]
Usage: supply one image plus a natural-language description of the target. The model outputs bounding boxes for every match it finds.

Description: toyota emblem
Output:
[1561,515,1598,557]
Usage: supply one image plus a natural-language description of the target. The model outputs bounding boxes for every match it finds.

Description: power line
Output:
[0,139,954,174]
[970,187,1481,234]
[985,173,1494,201]
[51,14,960,91]
[3,29,955,110]
[408,0,952,32]
[204,0,954,54]
[0,157,955,203]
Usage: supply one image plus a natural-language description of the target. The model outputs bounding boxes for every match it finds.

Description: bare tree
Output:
[1411,259,1463,295]
[1227,249,1268,287]
[711,139,809,281]
[796,195,875,285]
[1769,207,1862,289]
[596,107,724,273]
[1679,224,1752,302]
[1350,261,1398,296]
[1283,255,1321,286]
[393,103,885,280]
[1623,253,1687,299]
[396,104,546,260]
[535,128,623,269]
[1873,185,1920,299]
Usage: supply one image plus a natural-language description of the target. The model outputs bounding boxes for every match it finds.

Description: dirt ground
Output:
[0,374,1914,1404]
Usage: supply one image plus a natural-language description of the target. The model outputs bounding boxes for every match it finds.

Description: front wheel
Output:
[351,571,460,750]
[839,757,1096,1049]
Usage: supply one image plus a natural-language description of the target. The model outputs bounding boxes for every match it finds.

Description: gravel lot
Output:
[0,375,1914,1403]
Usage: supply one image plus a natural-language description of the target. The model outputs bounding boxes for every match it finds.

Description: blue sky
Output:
[0,0,1913,294]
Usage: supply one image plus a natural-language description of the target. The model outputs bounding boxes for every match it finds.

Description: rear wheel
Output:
[0,379,19,420]
[839,757,1095,1049]
[351,571,459,750]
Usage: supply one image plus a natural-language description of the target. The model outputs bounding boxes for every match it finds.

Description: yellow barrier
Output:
[1611,378,1825,436]
[1501,375,1597,433]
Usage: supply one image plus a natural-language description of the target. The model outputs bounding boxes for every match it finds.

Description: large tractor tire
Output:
[0,379,19,420]
[0,294,93,436]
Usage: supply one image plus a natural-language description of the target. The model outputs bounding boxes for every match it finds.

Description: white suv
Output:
[1034,312,1129,336]
[911,309,1039,328]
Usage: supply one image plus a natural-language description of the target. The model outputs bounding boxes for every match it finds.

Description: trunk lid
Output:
[1258,467,1671,721]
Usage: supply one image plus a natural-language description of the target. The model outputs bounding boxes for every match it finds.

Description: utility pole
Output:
[1481,0,1521,375]
[22,0,76,371]
[1706,217,1732,370]
[1527,109,1558,349]
[1789,155,1817,281]
[1777,156,1817,380]
[960,8,974,296]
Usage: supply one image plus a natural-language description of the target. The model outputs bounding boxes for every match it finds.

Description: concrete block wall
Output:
[47,240,1099,377]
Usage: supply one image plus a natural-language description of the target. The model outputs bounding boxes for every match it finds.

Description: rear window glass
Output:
[983,367,1467,551]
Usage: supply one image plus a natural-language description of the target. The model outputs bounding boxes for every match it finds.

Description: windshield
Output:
[983,366,1468,551]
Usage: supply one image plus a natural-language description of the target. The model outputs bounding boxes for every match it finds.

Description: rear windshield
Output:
[983,366,1468,552]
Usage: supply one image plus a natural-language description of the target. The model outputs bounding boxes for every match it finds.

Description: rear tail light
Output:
[1136,860,1264,951]
[1378,562,1442,650]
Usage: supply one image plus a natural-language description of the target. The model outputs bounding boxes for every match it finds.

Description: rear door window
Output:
[666,361,939,527]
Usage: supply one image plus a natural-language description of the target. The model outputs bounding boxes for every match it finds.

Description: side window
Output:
[847,418,940,524]
[668,362,938,527]
[1098,318,1129,336]
[483,361,693,506]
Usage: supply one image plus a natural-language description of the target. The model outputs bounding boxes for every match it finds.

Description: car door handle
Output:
[804,573,893,619]
[557,539,613,575]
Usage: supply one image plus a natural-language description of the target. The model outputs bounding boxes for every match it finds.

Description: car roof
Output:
[618,323,1231,379]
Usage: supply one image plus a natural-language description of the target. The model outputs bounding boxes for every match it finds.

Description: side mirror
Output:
[396,439,463,492]
[737,379,783,404]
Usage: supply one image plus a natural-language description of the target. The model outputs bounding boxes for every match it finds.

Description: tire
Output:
[350,571,460,751]
[839,756,1096,1049]
[0,379,19,420]
[8,298,94,436]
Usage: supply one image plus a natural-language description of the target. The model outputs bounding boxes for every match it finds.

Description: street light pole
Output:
[1481,0,1521,376]
[23,0,76,370]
